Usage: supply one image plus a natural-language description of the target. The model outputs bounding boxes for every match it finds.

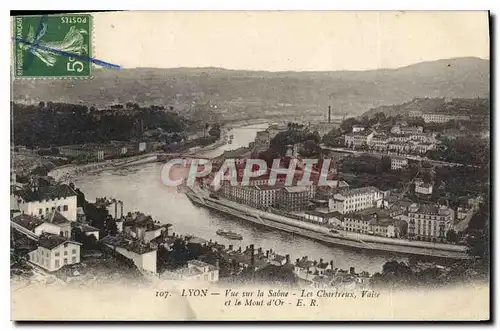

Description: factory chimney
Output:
[328,105,331,124]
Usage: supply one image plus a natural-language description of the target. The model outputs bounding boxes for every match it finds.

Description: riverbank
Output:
[185,190,470,260]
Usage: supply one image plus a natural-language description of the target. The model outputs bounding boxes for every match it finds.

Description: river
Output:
[73,123,405,274]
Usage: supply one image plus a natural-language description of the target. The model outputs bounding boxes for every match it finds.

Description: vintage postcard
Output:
[10,11,490,321]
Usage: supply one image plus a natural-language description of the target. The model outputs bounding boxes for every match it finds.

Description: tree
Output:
[380,156,391,173]
[446,229,458,243]
[208,123,221,138]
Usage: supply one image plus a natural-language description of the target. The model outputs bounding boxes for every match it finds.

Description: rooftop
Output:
[188,259,218,271]
[12,214,44,231]
[72,222,100,233]
[305,210,342,219]
[284,186,309,193]
[334,186,380,200]
[46,210,71,225]
[101,235,156,255]
[38,233,81,250]
[14,184,77,203]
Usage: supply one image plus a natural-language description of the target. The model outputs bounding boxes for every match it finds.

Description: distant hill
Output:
[12,57,489,121]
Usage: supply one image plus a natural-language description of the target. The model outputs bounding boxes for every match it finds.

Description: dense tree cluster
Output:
[269,122,321,157]
[12,102,189,148]
[426,137,490,167]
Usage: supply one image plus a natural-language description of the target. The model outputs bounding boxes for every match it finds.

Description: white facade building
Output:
[352,125,365,133]
[344,131,374,148]
[422,113,471,123]
[391,156,408,170]
[407,203,455,242]
[13,184,78,222]
[28,233,81,272]
[328,187,384,215]
[101,235,157,274]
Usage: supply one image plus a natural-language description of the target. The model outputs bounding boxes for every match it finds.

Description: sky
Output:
[94,11,490,71]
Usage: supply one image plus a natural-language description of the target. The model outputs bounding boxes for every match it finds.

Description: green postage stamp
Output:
[13,14,92,79]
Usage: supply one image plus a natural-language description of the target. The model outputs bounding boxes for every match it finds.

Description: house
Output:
[122,212,167,244]
[28,233,82,272]
[72,223,101,241]
[12,214,61,238]
[161,259,219,283]
[13,184,77,222]
[270,254,289,266]
[415,179,433,195]
[101,235,157,274]
[294,256,315,280]
[45,210,72,238]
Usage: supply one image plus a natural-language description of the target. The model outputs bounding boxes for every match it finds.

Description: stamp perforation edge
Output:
[12,13,95,80]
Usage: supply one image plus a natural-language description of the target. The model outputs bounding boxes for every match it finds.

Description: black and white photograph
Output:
[9,10,490,321]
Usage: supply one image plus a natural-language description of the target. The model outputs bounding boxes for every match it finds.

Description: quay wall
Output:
[186,193,470,260]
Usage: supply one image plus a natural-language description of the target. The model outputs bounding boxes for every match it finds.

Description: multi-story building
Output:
[278,186,311,212]
[414,179,433,195]
[408,110,471,123]
[344,131,374,149]
[314,180,350,200]
[407,203,454,242]
[390,135,411,143]
[221,184,283,209]
[352,125,365,133]
[422,113,471,123]
[253,130,271,153]
[328,186,384,215]
[387,142,411,154]
[408,110,423,118]
[101,235,157,274]
[343,209,404,238]
[122,212,168,244]
[28,233,82,272]
[369,134,389,151]
[12,184,78,222]
[391,156,408,170]
[388,141,435,155]
[391,125,423,135]
[409,132,437,143]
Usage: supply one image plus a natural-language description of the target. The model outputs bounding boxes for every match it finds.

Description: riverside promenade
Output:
[186,189,470,260]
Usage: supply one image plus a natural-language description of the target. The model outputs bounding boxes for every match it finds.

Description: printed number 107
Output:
[67,57,84,72]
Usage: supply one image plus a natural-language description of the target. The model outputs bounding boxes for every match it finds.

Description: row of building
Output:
[408,111,471,123]
[344,130,437,154]
[57,141,155,162]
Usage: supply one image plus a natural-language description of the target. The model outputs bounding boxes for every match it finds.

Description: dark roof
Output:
[12,214,45,231]
[272,254,287,262]
[14,184,76,203]
[38,233,80,250]
[46,210,71,225]
[306,210,343,219]
[101,235,155,254]
[123,213,154,227]
[72,222,100,232]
